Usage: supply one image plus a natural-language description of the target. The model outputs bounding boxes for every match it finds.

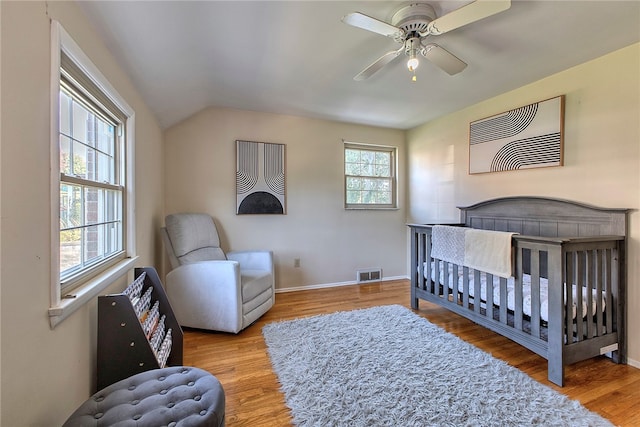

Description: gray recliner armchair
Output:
[162,213,274,333]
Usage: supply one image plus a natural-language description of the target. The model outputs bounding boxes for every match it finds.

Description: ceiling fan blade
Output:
[354,48,404,81]
[427,0,511,35]
[422,44,467,75]
[342,12,403,38]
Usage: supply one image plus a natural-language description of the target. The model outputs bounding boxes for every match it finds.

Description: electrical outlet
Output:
[294,258,301,268]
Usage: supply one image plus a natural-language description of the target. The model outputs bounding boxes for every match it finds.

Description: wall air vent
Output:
[357,268,382,283]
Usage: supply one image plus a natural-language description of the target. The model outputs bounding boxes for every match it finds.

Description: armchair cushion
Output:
[241,269,273,302]
[166,213,226,264]
[179,247,227,265]
[227,250,273,272]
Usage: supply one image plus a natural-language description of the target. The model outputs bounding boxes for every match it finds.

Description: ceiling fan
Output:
[342,0,511,81]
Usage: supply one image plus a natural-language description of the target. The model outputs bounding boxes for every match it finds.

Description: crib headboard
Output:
[459,196,628,237]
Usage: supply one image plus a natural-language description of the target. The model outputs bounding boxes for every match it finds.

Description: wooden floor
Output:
[183,280,640,427]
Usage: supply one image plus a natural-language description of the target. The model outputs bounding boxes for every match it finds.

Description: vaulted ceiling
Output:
[78,1,640,130]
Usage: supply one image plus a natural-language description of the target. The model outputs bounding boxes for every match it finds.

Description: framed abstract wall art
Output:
[469,95,565,174]
[236,140,286,214]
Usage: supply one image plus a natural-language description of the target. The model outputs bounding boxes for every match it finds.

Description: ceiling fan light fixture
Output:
[407,55,419,72]
[405,35,421,72]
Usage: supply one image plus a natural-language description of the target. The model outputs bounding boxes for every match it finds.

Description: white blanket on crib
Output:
[431,226,515,278]
[464,228,515,279]
[431,225,466,265]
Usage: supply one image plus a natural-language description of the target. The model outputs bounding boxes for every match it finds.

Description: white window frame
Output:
[48,21,137,328]
[344,141,398,210]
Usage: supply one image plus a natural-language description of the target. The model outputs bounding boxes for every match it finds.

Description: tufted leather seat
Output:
[62,366,225,427]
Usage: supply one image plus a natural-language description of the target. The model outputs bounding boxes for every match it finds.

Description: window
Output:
[58,76,123,288]
[344,142,397,209]
[49,22,137,327]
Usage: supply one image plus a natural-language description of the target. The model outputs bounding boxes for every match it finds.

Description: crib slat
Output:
[411,230,420,309]
[605,250,613,334]
[499,277,508,324]
[595,249,604,336]
[447,261,452,301]
[513,247,523,330]
[442,261,448,297]
[435,260,441,296]
[514,274,523,331]
[530,249,541,339]
[486,273,494,320]
[452,263,459,305]
[473,270,481,314]
[452,262,457,301]
[442,261,450,300]
[565,252,574,343]
[611,246,620,339]
[421,232,429,291]
[585,250,594,339]
[575,251,585,341]
[462,267,470,309]
[434,260,441,296]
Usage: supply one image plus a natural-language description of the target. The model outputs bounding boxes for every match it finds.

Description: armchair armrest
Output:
[227,250,274,272]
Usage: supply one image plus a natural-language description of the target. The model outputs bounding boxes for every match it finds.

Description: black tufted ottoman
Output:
[62,366,225,427]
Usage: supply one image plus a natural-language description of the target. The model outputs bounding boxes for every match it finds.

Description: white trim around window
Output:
[48,21,137,328]
[344,141,398,210]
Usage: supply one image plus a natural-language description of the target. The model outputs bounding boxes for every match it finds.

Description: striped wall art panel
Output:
[469,95,565,174]
[236,140,286,214]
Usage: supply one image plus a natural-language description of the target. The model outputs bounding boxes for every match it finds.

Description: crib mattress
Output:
[428,261,605,322]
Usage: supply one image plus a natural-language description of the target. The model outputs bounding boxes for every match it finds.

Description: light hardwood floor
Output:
[183,280,640,426]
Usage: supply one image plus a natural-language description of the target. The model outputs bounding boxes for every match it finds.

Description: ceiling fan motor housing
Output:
[391,3,437,36]
[405,37,422,56]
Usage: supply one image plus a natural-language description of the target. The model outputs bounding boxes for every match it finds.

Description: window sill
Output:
[48,256,139,328]
[345,207,399,210]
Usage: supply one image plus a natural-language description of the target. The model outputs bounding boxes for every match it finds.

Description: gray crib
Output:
[408,196,628,386]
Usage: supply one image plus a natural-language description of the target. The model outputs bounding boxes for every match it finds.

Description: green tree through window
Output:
[344,143,397,209]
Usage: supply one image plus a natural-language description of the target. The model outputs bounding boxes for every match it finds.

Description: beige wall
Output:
[0,2,164,426]
[0,1,636,424]
[407,44,640,365]
[164,108,407,290]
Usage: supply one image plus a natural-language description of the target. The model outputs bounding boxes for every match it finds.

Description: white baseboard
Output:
[627,357,640,369]
[275,275,408,294]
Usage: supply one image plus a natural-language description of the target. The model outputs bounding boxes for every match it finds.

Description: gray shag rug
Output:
[262,304,612,427]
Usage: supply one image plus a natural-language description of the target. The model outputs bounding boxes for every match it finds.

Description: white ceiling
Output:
[78,1,640,130]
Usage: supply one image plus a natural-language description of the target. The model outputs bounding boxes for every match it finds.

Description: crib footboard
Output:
[516,234,625,386]
[409,223,626,387]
